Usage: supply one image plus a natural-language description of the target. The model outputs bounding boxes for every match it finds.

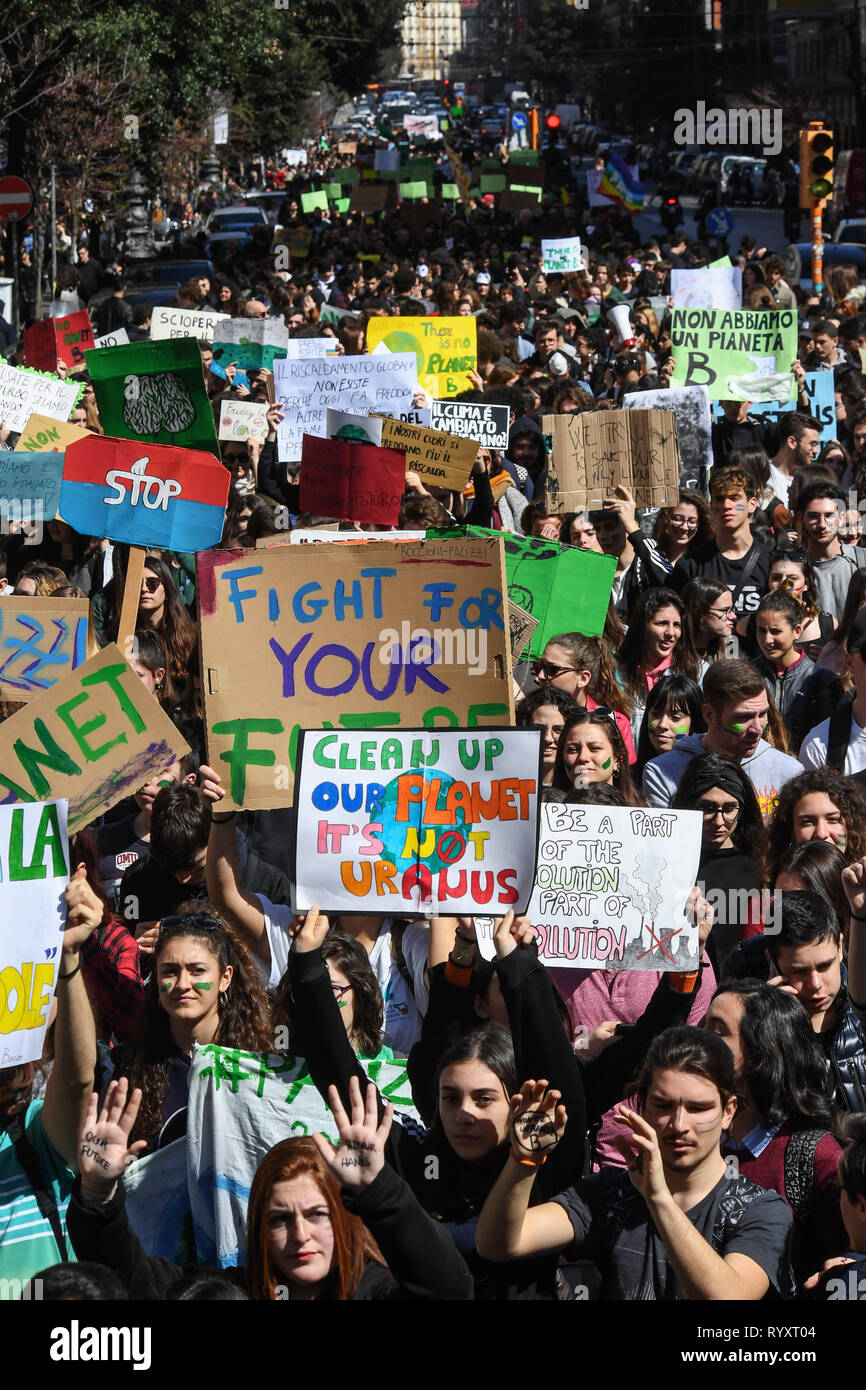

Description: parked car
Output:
[832,220,866,245]
[785,240,866,287]
[205,205,268,233]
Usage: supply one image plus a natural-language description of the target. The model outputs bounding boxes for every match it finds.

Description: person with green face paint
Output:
[634,673,706,783]
[107,915,273,1154]
[643,659,802,815]
[551,708,642,805]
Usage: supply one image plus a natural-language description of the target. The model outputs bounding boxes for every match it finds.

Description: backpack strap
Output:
[7,1110,69,1262]
[783,1128,825,1222]
[826,693,855,772]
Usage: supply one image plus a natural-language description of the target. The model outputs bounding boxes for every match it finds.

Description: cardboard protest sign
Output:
[710,370,835,446]
[337,140,358,155]
[349,185,389,213]
[671,266,742,311]
[197,535,513,809]
[0,363,82,433]
[287,528,423,545]
[218,399,269,444]
[0,597,89,701]
[669,308,798,403]
[294,729,541,914]
[499,190,541,212]
[622,385,712,494]
[85,338,218,453]
[150,307,230,342]
[365,316,476,398]
[542,408,682,509]
[14,413,89,455]
[92,328,129,349]
[0,451,63,522]
[377,416,478,490]
[273,352,419,462]
[212,317,289,373]
[61,434,230,551]
[431,400,510,451]
[541,238,582,274]
[24,311,94,372]
[331,167,359,186]
[187,1042,421,1268]
[0,644,189,830]
[508,601,538,662]
[398,181,428,200]
[444,142,472,209]
[298,434,405,525]
[430,526,616,656]
[528,802,702,971]
[275,226,312,260]
[480,174,506,194]
[0,800,70,1066]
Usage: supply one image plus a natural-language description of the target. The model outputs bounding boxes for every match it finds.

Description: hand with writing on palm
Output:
[313,1077,392,1190]
[78,1079,148,1199]
[508,1079,567,1159]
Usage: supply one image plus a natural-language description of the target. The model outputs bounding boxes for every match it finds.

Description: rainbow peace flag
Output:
[598,152,645,214]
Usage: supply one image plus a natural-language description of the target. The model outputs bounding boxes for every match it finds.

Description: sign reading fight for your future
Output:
[293,729,542,915]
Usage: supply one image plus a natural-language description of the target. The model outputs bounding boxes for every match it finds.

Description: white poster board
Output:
[527,803,702,971]
[293,729,542,915]
[150,307,230,342]
[671,267,743,312]
[541,237,583,274]
[0,800,70,1066]
[218,398,269,443]
[0,364,81,433]
[274,352,419,462]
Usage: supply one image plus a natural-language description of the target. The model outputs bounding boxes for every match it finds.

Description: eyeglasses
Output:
[330,982,353,1001]
[531,659,575,680]
[142,576,163,593]
[696,801,740,820]
[668,515,699,529]
[708,605,734,619]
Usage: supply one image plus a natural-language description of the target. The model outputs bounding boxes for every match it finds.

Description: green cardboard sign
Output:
[301,190,328,213]
[669,308,798,402]
[85,338,218,453]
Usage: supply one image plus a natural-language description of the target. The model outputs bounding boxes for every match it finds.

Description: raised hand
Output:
[78,1079,148,1197]
[290,906,330,952]
[493,910,538,958]
[312,1077,392,1189]
[63,864,104,951]
[842,857,866,918]
[685,885,714,954]
[508,1079,567,1159]
[614,1105,669,1205]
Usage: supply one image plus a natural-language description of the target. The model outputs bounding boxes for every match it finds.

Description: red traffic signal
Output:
[545,113,561,129]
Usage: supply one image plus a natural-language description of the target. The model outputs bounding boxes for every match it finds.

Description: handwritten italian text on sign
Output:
[150,307,230,342]
[0,451,63,525]
[0,597,89,701]
[197,536,513,810]
[378,416,479,491]
[294,729,541,915]
[0,644,190,831]
[218,399,269,443]
[14,412,89,455]
[24,311,94,372]
[0,800,70,1066]
[365,316,476,399]
[61,435,230,551]
[527,803,702,971]
[212,317,289,372]
[669,308,797,403]
[431,400,510,451]
[273,353,419,463]
[299,434,405,525]
[0,363,82,433]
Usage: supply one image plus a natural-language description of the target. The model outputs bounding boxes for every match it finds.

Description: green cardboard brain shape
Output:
[123,373,195,436]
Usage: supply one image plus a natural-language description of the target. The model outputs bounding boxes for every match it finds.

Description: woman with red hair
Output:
[66,1076,472,1300]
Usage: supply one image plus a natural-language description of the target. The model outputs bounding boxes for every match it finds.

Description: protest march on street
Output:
[4,0,866,1359]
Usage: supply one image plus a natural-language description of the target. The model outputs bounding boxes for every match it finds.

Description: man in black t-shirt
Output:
[671,465,771,618]
[476,1027,793,1299]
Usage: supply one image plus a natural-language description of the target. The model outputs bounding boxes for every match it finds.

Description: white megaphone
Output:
[607,302,635,347]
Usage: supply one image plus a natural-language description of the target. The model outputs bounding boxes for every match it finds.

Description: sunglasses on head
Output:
[158,913,224,936]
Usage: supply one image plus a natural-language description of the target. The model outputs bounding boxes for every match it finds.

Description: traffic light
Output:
[799,124,834,208]
[545,113,561,130]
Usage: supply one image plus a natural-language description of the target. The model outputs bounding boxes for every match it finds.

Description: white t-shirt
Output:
[767,462,793,508]
[799,711,866,775]
[255,898,429,1056]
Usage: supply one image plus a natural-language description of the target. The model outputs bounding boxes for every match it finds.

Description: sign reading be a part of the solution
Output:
[293,729,541,915]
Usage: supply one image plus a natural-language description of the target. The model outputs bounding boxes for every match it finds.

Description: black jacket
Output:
[722,934,866,1112]
[66,1165,473,1300]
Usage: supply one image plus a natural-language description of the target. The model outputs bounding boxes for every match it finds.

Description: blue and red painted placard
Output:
[60,435,230,551]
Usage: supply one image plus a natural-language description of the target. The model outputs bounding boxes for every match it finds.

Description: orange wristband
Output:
[669,970,700,993]
[510,1149,547,1168]
[445,959,473,987]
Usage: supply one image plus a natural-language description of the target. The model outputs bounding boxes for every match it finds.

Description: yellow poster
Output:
[365,316,477,398]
